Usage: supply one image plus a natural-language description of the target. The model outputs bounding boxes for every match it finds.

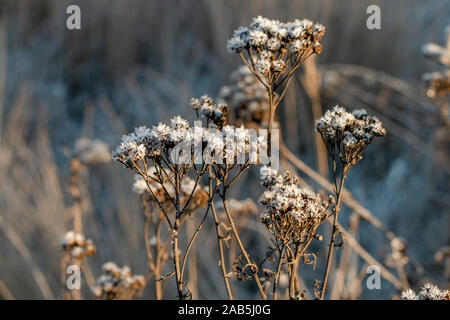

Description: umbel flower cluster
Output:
[315,106,386,168]
[227,16,325,79]
[421,25,450,99]
[218,66,274,129]
[191,95,229,129]
[112,98,268,168]
[227,16,325,159]
[61,231,96,260]
[92,262,145,300]
[259,166,330,242]
[401,283,450,300]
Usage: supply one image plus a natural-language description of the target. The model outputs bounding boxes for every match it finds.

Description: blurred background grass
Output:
[0,0,448,299]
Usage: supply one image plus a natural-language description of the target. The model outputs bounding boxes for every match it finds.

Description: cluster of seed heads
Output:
[421,25,450,99]
[315,106,386,167]
[61,231,96,260]
[113,98,268,167]
[259,166,330,241]
[401,283,449,300]
[92,262,145,300]
[385,237,409,269]
[191,95,229,129]
[218,66,274,129]
[73,137,111,165]
[227,16,325,78]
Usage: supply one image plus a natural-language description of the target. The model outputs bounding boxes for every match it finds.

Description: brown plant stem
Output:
[320,168,346,300]
[221,189,267,300]
[272,247,284,300]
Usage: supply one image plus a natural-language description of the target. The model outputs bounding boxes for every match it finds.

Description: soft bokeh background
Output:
[0,0,448,299]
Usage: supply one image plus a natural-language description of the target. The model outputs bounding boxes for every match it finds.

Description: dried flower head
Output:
[259,166,329,242]
[61,231,96,259]
[421,25,449,126]
[217,66,277,129]
[422,26,450,67]
[113,106,268,170]
[422,70,450,99]
[92,262,145,299]
[191,95,229,129]
[315,106,386,168]
[401,283,450,300]
[385,237,409,268]
[74,137,111,165]
[227,16,325,84]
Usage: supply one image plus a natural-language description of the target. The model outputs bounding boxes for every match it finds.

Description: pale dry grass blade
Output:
[0,279,14,300]
[0,216,54,299]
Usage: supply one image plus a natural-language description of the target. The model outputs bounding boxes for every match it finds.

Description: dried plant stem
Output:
[172,217,183,299]
[267,87,275,159]
[300,57,328,176]
[206,168,233,300]
[141,202,164,300]
[69,158,83,234]
[288,245,301,299]
[330,214,359,299]
[438,98,448,128]
[221,193,267,300]
[272,247,285,300]
[186,215,198,299]
[320,167,346,300]
[153,219,164,300]
[179,204,211,291]
[211,201,234,300]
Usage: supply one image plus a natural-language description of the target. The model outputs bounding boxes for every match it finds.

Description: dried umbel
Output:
[422,26,450,67]
[227,16,325,82]
[315,106,386,169]
[191,95,229,129]
[61,231,96,260]
[92,262,145,300]
[73,137,111,165]
[217,66,273,129]
[315,105,386,299]
[227,16,325,159]
[422,70,450,99]
[422,25,449,126]
[385,237,409,269]
[259,166,332,300]
[260,166,330,244]
[112,101,268,169]
[401,283,450,300]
